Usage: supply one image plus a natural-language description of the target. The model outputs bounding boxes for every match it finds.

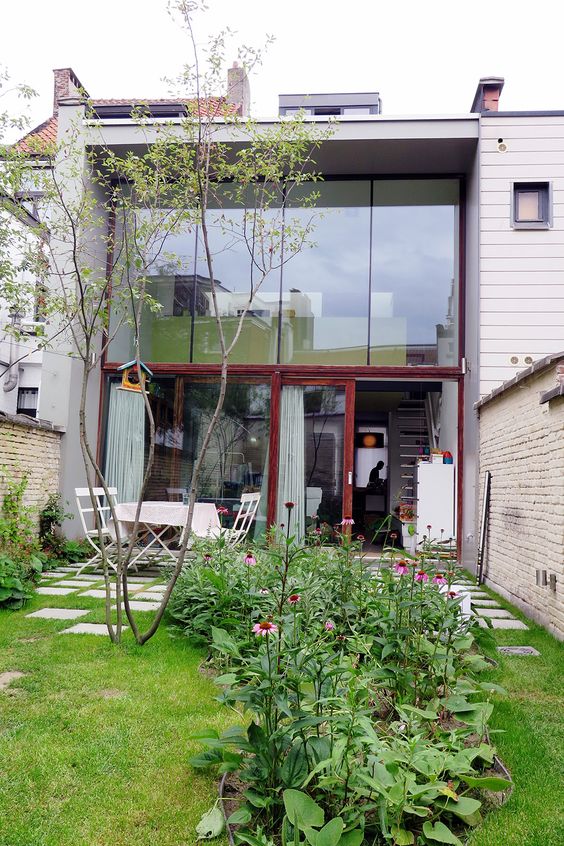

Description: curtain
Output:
[105,384,145,502]
[277,386,305,541]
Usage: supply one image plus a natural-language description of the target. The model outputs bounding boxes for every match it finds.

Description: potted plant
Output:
[398,503,417,553]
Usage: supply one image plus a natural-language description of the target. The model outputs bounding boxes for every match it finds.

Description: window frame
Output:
[511,181,552,230]
[16,386,38,417]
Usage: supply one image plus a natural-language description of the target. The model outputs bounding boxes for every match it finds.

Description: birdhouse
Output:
[117,360,153,393]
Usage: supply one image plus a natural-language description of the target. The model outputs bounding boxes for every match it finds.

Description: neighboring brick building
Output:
[476,354,564,638]
[0,412,63,531]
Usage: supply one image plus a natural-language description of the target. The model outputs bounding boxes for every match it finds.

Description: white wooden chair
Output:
[75,487,128,574]
[180,492,261,548]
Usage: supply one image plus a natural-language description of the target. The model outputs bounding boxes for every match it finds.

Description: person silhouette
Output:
[367,460,385,488]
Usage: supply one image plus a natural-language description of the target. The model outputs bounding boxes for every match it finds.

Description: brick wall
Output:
[0,413,63,531]
[477,362,564,639]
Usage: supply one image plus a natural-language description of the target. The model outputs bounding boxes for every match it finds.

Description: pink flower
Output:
[341,517,355,526]
[287,593,301,605]
[314,528,322,535]
[324,620,335,631]
[203,553,212,561]
[389,531,398,541]
[244,553,257,566]
[395,561,410,576]
[217,506,229,516]
[433,574,447,585]
[426,524,432,531]
[259,588,270,595]
[415,570,429,583]
[357,534,365,542]
[252,621,278,637]
[447,591,458,599]
[284,501,295,510]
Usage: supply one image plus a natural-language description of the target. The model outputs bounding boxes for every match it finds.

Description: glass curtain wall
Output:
[107,179,459,367]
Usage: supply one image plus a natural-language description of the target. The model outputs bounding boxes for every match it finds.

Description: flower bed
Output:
[169,511,511,845]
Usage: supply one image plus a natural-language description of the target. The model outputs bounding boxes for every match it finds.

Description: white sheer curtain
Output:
[277,386,305,540]
[104,384,146,503]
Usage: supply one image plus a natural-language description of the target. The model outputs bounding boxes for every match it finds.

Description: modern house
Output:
[4,69,563,621]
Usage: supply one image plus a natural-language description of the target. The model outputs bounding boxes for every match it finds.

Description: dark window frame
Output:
[16,386,38,417]
[512,181,552,229]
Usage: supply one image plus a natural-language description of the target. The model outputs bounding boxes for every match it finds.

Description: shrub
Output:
[175,513,508,845]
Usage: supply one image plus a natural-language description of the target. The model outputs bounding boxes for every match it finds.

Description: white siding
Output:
[479,115,564,395]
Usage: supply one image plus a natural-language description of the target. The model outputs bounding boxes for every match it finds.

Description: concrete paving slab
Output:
[59,623,128,636]
[41,572,69,578]
[71,574,104,581]
[0,671,25,691]
[133,591,165,600]
[53,580,100,588]
[471,599,499,607]
[112,600,160,611]
[79,589,118,599]
[26,608,90,620]
[36,587,78,596]
[476,608,515,619]
[497,645,539,656]
[491,618,528,630]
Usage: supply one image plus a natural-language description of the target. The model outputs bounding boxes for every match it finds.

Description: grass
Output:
[0,580,232,846]
[467,587,564,846]
[1,572,562,845]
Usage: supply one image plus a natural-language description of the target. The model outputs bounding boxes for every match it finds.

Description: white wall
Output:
[479,115,564,397]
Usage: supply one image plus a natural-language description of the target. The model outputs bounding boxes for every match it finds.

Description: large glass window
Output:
[107,179,460,368]
[281,181,371,364]
[192,186,283,364]
[371,180,459,366]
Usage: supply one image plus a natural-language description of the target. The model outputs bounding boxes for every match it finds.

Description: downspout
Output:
[2,311,22,393]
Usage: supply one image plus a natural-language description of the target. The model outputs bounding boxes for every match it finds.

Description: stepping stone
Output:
[54,566,80,572]
[125,576,156,583]
[112,600,160,611]
[72,574,104,582]
[476,608,515,619]
[471,599,499,607]
[26,608,90,620]
[79,589,118,599]
[491,618,528,630]
[0,671,25,691]
[41,572,69,578]
[53,580,99,588]
[133,591,165,600]
[59,623,128,636]
[497,645,539,656]
[36,587,78,596]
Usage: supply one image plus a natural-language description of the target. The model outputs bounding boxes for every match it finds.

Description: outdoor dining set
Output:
[74,487,261,572]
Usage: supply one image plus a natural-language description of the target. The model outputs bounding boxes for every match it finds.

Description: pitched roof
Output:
[18,96,238,154]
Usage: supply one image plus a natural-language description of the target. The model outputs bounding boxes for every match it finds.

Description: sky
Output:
[3,0,564,131]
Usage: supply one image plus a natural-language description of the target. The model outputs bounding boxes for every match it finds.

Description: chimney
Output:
[52,68,89,115]
[226,61,250,117]
[471,77,504,113]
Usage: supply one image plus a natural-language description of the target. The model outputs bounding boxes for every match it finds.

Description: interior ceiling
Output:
[355,392,404,413]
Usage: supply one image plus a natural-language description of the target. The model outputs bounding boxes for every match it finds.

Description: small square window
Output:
[17,387,38,417]
[512,182,551,228]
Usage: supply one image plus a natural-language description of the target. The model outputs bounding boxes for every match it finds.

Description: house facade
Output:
[9,69,564,573]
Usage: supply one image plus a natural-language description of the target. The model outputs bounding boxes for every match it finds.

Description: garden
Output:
[1,490,563,845]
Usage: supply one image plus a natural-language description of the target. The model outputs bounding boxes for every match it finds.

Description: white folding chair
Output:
[75,487,127,574]
[218,492,261,547]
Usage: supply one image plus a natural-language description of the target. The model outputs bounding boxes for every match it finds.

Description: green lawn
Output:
[1,580,563,846]
[468,591,564,846]
[0,589,231,846]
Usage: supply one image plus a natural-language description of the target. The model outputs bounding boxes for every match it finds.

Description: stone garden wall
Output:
[0,412,63,531]
[477,355,564,639]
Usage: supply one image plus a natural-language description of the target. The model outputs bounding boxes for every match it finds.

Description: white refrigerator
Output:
[416,462,456,542]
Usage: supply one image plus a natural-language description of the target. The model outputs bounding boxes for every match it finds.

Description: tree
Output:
[0,1,332,643]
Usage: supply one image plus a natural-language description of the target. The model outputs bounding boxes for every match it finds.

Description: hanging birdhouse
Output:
[117,360,153,393]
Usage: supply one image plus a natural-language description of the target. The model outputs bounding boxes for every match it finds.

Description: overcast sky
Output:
[3,0,564,130]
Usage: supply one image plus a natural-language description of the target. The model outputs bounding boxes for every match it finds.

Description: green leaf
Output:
[338,831,364,846]
[211,626,241,657]
[463,775,512,791]
[281,743,309,788]
[227,805,253,825]
[443,796,482,818]
[422,821,463,845]
[401,704,438,720]
[316,818,344,846]
[283,790,324,831]
[381,643,396,660]
[196,804,225,840]
[391,826,415,844]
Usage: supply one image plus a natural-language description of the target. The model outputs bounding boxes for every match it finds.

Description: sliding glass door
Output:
[276,380,354,540]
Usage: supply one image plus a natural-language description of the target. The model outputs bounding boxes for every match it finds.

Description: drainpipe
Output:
[2,311,22,393]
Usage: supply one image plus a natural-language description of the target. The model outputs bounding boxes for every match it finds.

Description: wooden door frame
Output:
[266,375,356,528]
